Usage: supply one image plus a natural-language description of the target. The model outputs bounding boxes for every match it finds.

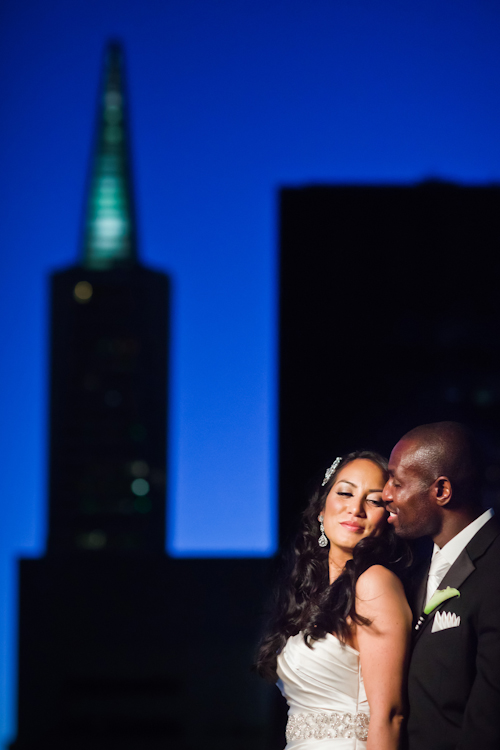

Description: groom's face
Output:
[382,439,441,539]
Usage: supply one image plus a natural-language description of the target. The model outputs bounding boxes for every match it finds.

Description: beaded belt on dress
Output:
[286,711,370,742]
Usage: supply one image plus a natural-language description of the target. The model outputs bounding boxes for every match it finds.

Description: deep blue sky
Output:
[1,0,500,742]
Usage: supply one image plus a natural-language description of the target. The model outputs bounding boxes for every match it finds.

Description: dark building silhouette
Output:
[279,183,500,544]
[48,43,168,554]
[11,43,273,750]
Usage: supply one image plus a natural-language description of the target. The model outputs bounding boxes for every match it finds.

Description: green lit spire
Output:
[82,42,137,269]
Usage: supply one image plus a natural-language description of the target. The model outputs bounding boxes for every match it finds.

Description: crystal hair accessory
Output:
[321,457,342,486]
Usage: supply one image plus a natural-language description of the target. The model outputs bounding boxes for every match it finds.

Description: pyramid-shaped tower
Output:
[10,42,273,750]
[82,42,137,270]
[48,42,169,554]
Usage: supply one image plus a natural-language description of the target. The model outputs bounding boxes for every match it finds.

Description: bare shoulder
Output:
[356,564,405,598]
[354,566,411,645]
[355,566,410,626]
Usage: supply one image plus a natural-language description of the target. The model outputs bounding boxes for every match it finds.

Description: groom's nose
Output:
[382,481,392,503]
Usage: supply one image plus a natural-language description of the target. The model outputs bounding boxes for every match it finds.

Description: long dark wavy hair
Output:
[255,450,412,682]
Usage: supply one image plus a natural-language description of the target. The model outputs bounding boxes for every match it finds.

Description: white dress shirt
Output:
[425,508,494,606]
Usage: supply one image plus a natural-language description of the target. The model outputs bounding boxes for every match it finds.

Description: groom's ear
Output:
[432,476,452,506]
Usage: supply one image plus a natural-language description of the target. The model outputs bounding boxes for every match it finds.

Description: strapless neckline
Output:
[276,631,369,748]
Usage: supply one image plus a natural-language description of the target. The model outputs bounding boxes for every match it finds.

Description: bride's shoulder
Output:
[355,565,411,631]
[356,564,405,599]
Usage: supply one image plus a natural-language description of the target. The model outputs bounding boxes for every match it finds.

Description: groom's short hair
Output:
[402,421,483,507]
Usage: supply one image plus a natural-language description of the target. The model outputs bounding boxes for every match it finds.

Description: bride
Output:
[256,451,412,749]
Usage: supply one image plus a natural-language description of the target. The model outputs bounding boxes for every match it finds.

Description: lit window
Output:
[74,281,93,303]
[130,460,149,477]
[76,529,107,549]
[131,478,150,496]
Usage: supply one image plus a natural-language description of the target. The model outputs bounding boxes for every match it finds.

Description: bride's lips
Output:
[340,522,364,532]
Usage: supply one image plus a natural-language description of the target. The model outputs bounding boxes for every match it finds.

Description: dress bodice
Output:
[276,632,369,749]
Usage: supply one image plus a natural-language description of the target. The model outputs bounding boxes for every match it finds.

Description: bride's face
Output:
[320,459,388,553]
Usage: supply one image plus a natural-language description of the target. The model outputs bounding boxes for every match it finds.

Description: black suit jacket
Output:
[407,517,500,750]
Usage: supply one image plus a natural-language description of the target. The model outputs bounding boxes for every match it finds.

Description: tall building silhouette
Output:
[48,43,168,554]
[278,183,500,544]
[10,43,273,750]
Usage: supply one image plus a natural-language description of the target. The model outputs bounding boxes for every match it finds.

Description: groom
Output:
[382,421,500,750]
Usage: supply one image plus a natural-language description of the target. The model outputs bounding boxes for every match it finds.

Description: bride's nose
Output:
[347,495,366,516]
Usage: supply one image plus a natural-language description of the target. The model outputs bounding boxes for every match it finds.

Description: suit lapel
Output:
[414,561,430,620]
[466,515,500,561]
[438,548,475,591]
[412,516,500,644]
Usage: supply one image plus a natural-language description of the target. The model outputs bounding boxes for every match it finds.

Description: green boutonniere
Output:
[424,586,460,615]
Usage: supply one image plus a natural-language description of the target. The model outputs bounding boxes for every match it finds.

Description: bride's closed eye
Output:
[367,498,386,507]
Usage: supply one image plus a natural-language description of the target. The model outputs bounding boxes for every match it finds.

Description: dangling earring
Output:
[318,515,328,547]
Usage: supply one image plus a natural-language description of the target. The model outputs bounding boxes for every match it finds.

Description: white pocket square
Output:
[431,610,461,633]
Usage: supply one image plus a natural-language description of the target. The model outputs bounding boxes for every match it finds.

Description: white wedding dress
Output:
[276,632,369,749]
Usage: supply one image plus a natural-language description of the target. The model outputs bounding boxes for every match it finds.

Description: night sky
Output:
[1,0,500,742]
